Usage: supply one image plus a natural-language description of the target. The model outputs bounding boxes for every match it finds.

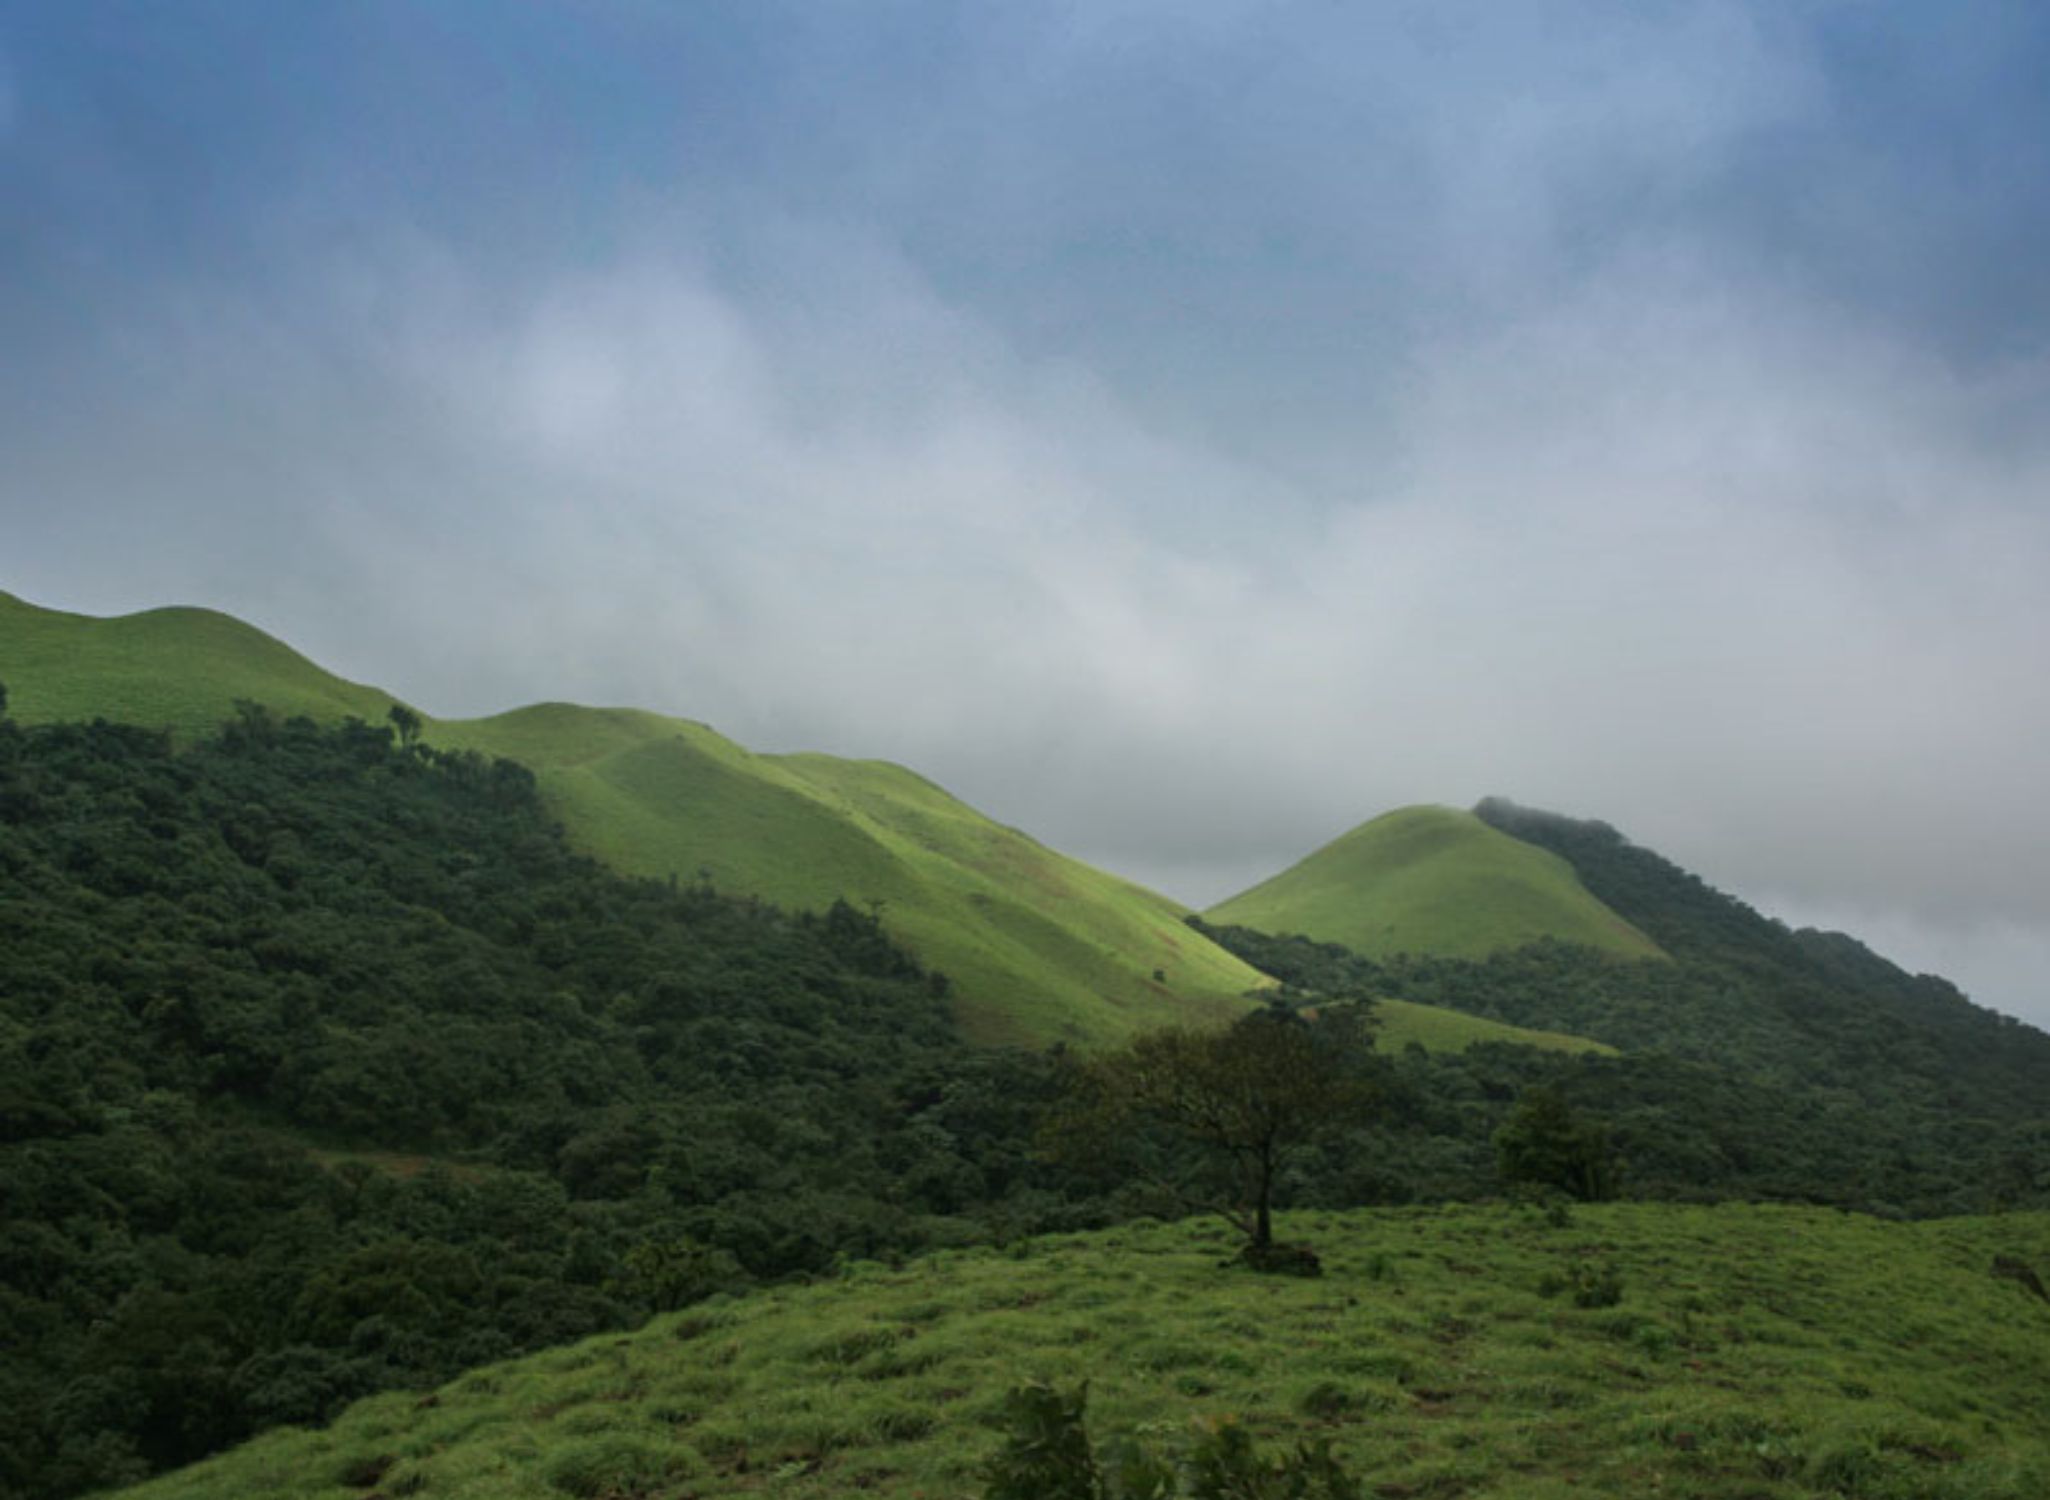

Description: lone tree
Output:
[387,703,423,747]
[1057,1002,1379,1266]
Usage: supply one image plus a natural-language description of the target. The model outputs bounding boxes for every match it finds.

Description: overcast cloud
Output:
[4,2,2048,1025]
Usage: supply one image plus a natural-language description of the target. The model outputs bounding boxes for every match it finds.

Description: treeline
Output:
[1192,897,2050,1219]
[0,709,1079,1499]
[1472,795,2050,1114]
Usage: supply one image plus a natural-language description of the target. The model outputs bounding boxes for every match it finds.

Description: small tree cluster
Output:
[1494,1086,1614,1200]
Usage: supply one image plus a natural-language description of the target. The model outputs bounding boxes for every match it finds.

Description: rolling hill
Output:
[0,590,1265,1046]
[106,1203,2050,1500]
[1207,804,1665,961]
[0,590,400,734]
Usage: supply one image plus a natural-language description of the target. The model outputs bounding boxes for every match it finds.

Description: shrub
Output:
[544,1434,696,1498]
[981,1381,1365,1499]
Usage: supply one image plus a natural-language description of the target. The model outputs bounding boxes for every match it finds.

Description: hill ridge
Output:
[1208,803,1663,961]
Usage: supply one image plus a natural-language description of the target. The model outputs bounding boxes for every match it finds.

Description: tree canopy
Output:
[1056,1003,1380,1256]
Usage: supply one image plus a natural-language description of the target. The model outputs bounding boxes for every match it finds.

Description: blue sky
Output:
[5,2,2049,1023]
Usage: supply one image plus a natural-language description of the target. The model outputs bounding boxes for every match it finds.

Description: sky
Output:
[5,1,2049,1027]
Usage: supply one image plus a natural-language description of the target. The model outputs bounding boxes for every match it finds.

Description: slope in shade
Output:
[0,591,1266,1046]
[1208,804,1664,961]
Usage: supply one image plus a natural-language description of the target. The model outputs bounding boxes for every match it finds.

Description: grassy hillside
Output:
[0,590,398,736]
[430,707,1266,1045]
[0,591,1266,1046]
[1209,805,1664,962]
[1372,996,1614,1055]
[114,1203,2050,1500]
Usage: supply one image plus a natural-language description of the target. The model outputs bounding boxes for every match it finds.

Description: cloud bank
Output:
[4,2,2047,1023]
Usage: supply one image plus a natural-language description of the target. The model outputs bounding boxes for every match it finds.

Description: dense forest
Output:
[0,707,1081,1498]
[5,709,2048,1499]
[1469,796,2050,1112]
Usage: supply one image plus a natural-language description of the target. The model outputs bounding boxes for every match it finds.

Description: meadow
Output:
[114,1202,2050,1500]
[1209,806,1664,963]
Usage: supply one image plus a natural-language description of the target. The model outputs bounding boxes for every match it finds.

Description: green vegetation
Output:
[0,590,399,738]
[110,1204,2050,1500]
[1196,905,2050,1218]
[1370,997,1611,1056]
[0,591,1265,1047]
[430,706,1265,1046]
[11,596,2050,1500]
[1206,805,1663,962]
[983,1379,1363,1498]
[0,711,1076,1498]
[1052,1005,1380,1258]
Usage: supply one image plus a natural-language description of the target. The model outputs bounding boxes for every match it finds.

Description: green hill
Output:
[0,591,1264,1046]
[110,1203,2050,1500]
[1207,804,1664,962]
[0,590,399,735]
[428,707,1264,1045]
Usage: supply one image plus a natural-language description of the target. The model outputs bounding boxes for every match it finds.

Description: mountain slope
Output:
[0,590,398,735]
[1207,804,1664,961]
[429,706,1264,1045]
[0,591,1264,1045]
[110,1204,2050,1500]
[1470,796,2050,1116]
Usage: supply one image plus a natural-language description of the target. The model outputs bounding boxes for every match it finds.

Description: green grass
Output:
[426,707,1268,1046]
[1208,805,1665,962]
[0,590,397,739]
[1373,996,1615,1055]
[114,1203,2050,1500]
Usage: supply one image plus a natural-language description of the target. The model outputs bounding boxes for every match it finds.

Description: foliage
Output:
[983,1382,1106,1500]
[1192,900,2050,1218]
[1052,1004,1380,1251]
[0,710,1082,1498]
[1471,796,2050,1119]
[1494,1086,1615,1200]
[983,1380,1362,1499]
